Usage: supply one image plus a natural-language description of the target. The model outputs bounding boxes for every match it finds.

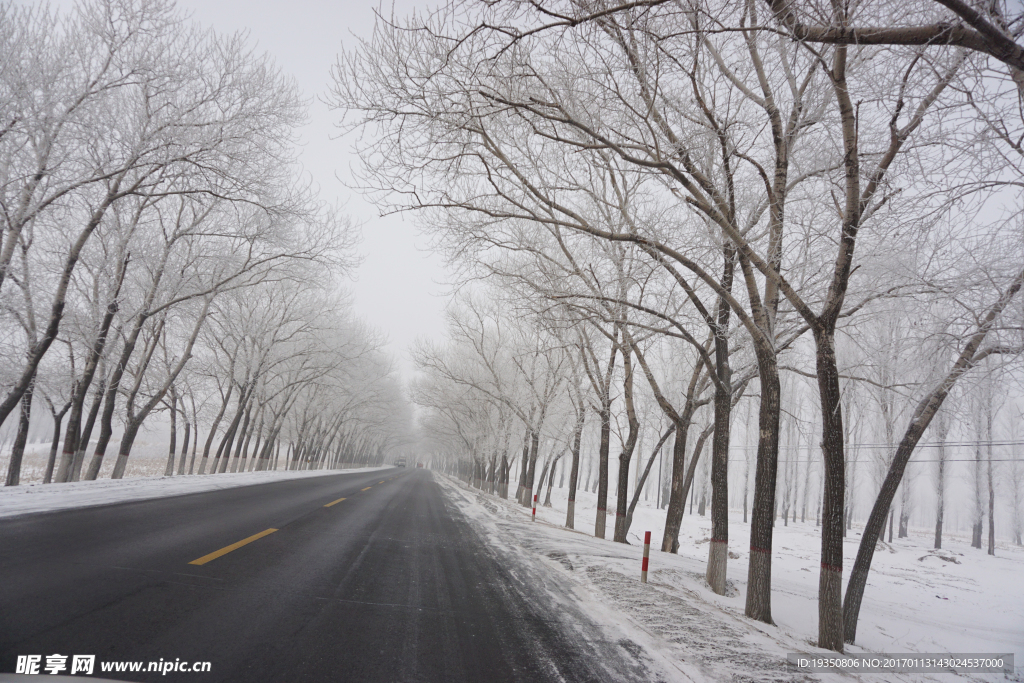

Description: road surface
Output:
[0,469,652,682]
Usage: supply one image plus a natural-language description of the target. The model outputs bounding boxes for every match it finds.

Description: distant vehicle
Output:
[395,458,406,468]
[416,463,423,468]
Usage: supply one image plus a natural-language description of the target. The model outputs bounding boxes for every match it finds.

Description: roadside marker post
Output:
[641,531,651,583]
[532,494,537,521]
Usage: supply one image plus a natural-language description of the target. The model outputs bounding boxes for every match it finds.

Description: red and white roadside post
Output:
[641,531,651,583]
[532,494,537,521]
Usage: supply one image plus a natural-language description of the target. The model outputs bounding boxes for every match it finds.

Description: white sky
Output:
[36,0,450,381]
[183,0,449,380]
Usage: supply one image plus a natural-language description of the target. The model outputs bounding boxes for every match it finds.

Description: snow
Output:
[439,476,1023,683]
[1,436,234,483]
[0,466,390,519]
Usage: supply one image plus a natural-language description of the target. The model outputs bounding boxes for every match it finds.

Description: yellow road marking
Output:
[188,528,277,566]
[324,497,346,507]
[361,486,372,491]
[379,481,385,484]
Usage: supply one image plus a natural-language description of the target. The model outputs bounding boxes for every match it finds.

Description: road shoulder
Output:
[436,474,696,683]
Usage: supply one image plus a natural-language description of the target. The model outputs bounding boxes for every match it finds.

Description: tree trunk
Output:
[934,409,948,549]
[229,402,253,473]
[935,461,945,551]
[501,453,510,498]
[613,347,640,543]
[802,421,815,523]
[55,255,128,483]
[566,410,584,529]
[55,386,85,484]
[743,402,753,524]
[109,302,208,479]
[164,390,177,477]
[84,309,156,482]
[43,407,68,484]
[624,425,675,540]
[215,392,248,474]
[246,413,264,473]
[4,381,34,486]
[71,383,104,482]
[516,436,529,504]
[707,249,734,594]
[544,457,558,506]
[745,352,781,625]
[256,427,279,471]
[988,446,996,556]
[490,452,499,493]
[274,440,284,471]
[813,326,845,652]
[111,421,142,479]
[200,386,234,475]
[84,377,121,482]
[525,431,539,505]
[595,406,611,539]
[178,415,191,476]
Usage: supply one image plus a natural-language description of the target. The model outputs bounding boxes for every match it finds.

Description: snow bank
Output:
[439,476,1022,683]
[0,467,390,519]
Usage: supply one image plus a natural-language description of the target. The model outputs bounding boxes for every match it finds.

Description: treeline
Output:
[0,1,408,485]
[333,0,1024,652]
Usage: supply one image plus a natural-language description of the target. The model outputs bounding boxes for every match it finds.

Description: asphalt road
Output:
[0,469,650,683]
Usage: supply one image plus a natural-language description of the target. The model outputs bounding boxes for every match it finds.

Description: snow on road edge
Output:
[0,467,391,518]
[436,473,695,683]
[438,475,1016,683]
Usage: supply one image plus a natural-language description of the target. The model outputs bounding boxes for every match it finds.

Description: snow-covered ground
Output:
[439,475,1023,682]
[0,466,389,519]
[0,437,229,483]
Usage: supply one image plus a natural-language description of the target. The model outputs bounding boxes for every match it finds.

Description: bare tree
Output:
[932,404,951,549]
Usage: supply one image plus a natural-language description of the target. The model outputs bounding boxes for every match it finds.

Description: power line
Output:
[725,441,1024,451]
[728,459,1023,463]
